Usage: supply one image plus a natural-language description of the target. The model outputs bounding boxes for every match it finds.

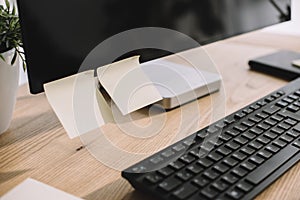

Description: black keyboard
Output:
[122,78,300,200]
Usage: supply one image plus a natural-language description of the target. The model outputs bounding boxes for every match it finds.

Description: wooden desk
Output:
[1,31,300,200]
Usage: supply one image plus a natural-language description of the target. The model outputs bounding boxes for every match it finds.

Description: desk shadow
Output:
[0,111,61,148]
[0,169,29,184]
[84,178,155,200]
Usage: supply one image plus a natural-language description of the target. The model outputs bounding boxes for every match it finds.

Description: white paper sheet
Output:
[0,178,83,200]
[44,70,113,139]
[97,56,162,115]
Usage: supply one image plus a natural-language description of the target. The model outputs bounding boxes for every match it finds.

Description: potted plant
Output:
[0,0,26,134]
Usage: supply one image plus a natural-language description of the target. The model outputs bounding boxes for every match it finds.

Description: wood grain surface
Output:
[1,30,300,200]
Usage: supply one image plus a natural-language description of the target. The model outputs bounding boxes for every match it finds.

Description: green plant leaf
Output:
[0,53,5,61]
[11,50,17,65]
[0,0,26,70]
[5,0,10,10]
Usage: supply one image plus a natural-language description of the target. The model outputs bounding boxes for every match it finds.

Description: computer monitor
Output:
[17,0,291,94]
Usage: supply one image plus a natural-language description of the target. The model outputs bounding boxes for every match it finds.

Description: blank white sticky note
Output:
[97,56,162,115]
[1,178,83,200]
[44,70,113,138]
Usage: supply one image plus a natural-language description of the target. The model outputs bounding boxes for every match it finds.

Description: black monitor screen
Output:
[17,0,291,93]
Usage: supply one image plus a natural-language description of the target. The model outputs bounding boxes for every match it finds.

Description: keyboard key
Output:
[249,155,265,165]
[207,126,219,134]
[226,188,244,199]
[287,130,300,138]
[263,105,280,115]
[284,119,297,126]
[234,125,248,132]
[242,120,255,128]
[256,112,269,119]
[264,119,277,126]
[240,146,255,155]
[162,149,175,158]
[201,187,219,199]
[224,117,235,125]
[213,163,229,173]
[216,146,232,156]
[265,96,275,103]
[176,171,193,181]
[270,114,284,122]
[218,133,232,142]
[180,155,196,164]
[249,116,262,123]
[250,104,260,110]
[172,184,198,200]
[256,136,271,145]
[183,138,196,146]
[241,161,256,171]
[243,108,254,114]
[145,173,163,184]
[236,181,253,192]
[295,90,300,96]
[226,129,240,136]
[286,105,300,112]
[231,152,247,161]
[276,101,288,108]
[212,180,229,192]
[257,150,272,159]
[278,110,300,122]
[222,173,239,184]
[273,139,287,148]
[234,136,249,145]
[150,156,164,164]
[235,112,246,119]
[225,141,241,150]
[192,176,209,187]
[159,177,182,192]
[293,124,300,132]
[280,134,293,143]
[173,144,186,152]
[189,148,206,158]
[271,127,285,135]
[242,132,256,140]
[257,123,271,131]
[158,167,175,177]
[248,141,263,150]
[203,169,220,180]
[216,122,226,129]
[263,131,277,139]
[222,157,239,168]
[232,167,248,177]
[282,97,294,104]
[277,90,285,96]
[271,93,281,99]
[247,145,299,184]
[187,164,203,174]
[198,158,213,168]
[265,144,280,153]
[278,122,291,130]
[288,94,299,100]
[169,161,185,170]
[257,101,267,107]
[249,127,264,135]
[208,152,223,162]
[293,140,300,148]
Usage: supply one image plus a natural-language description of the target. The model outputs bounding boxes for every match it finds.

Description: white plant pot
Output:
[0,49,19,134]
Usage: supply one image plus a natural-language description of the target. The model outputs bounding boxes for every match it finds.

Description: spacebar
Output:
[246,145,299,185]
